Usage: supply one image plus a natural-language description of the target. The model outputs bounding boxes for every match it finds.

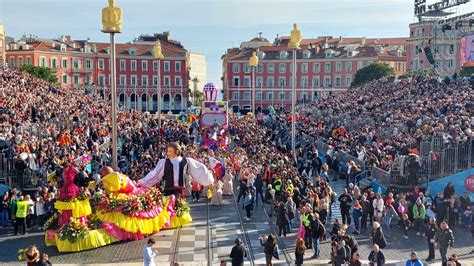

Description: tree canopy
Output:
[351,62,395,87]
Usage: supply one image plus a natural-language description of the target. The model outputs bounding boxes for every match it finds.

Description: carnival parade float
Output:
[45,143,214,252]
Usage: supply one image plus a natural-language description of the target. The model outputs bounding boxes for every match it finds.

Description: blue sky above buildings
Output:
[1,0,460,85]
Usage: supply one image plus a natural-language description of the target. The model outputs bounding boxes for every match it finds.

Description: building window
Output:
[153,76,158,85]
[302,50,311,59]
[267,92,273,100]
[243,92,251,99]
[243,76,250,86]
[267,77,275,87]
[175,76,182,86]
[256,92,262,100]
[129,49,136,56]
[279,92,285,100]
[233,77,240,86]
[142,60,148,71]
[142,76,148,86]
[131,60,137,71]
[413,59,419,70]
[16,57,23,67]
[335,76,342,87]
[256,76,263,87]
[164,61,170,72]
[120,60,126,71]
[324,76,331,87]
[301,63,308,73]
[26,57,32,65]
[62,75,68,84]
[324,63,331,73]
[278,77,286,87]
[345,62,352,72]
[120,75,126,85]
[175,61,181,72]
[345,76,352,87]
[233,92,239,100]
[415,45,420,56]
[8,57,14,67]
[164,76,171,86]
[434,45,440,54]
[257,63,264,73]
[73,75,80,85]
[415,28,423,37]
[131,76,137,86]
[267,64,275,73]
[449,44,455,55]
[39,57,47,67]
[243,63,251,73]
[85,59,92,70]
[98,59,104,70]
[312,77,320,87]
[447,60,455,69]
[98,75,105,86]
[313,63,320,73]
[336,62,342,72]
[232,63,240,73]
[301,76,309,87]
[85,76,92,85]
[153,61,158,71]
[279,51,288,60]
[278,63,286,73]
[50,58,57,68]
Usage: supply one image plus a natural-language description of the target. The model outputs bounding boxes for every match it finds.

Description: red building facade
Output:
[222,36,407,112]
[6,33,190,112]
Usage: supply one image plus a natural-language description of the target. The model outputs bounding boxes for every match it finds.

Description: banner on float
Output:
[425,168,474,200]
[201,101,228,128]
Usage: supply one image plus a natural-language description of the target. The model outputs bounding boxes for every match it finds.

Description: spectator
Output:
[338,188,353,225]
[334,239,347,266]
[413,199,426,236]
[368,244,385,266]
[143,238,157,266]
[259,234,276,266]
[36,253,52,266]
[426,217,437,261]
[436,221,454,265]
[294,238,305,266]
[243,189,253,220]
[349,252,362,266]
[405,251,423,266]
[447,254,461,266]
[310,213,325,259]
[371,222,386,249]
[35,197,46,230]
[276,202,289,237]
[0,194,9,227]
[229,238,246,266]
[14,195,28,235]
[402,213,412,240]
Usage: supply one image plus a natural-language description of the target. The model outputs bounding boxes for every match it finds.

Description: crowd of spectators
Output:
[273,75,472,173]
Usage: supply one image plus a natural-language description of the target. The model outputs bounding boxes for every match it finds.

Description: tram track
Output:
[232,189,256,266]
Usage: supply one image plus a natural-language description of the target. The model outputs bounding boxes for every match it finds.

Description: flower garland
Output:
[91,187,165,217]
[57,218,88,243]
[87,214,102,230]
[175,198,190,217]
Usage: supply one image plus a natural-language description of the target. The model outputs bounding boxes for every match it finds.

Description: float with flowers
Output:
[44,164,191,252]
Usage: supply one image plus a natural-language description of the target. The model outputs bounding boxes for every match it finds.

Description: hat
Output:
[235,238,242,244]
[410,251,417,257]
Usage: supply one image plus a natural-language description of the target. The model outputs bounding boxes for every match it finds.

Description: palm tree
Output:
[191,76,199,106]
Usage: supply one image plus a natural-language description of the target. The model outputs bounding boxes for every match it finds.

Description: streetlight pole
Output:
[288,23,302,163]
[101,0,122,170]
[248,51,258,118]
[291,49,297,163]
[153,41,164,128]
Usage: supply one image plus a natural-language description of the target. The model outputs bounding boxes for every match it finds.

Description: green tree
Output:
[20,65,58,84]
[351,62,396,87]
[189,90,204,106]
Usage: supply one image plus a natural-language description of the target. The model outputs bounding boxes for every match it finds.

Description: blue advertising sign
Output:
[426,168,474,200]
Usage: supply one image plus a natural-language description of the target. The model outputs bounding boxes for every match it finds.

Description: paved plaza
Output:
[0,178,472,265]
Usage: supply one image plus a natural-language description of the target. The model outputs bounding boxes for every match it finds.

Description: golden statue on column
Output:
[102,0,122,33]
[288,23,302,49]
[249,51,259,67]
[153,41,164,60]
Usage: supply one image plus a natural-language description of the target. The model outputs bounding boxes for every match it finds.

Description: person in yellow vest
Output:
[14,195,28,235]
[274,178,282,198]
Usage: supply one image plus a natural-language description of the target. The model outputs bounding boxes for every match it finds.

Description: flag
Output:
[208,156,225,179]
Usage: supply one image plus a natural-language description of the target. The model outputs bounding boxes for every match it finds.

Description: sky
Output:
[1,0,464,85]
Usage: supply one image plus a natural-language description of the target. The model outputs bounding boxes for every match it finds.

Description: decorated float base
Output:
[44,194,192,253]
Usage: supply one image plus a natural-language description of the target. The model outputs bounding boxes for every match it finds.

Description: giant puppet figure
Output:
[139,142,214,198]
